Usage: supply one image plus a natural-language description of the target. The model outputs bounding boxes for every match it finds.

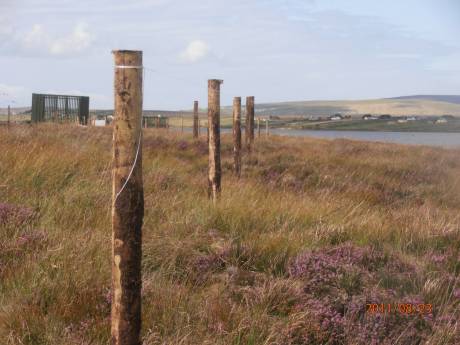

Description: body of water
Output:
[172,127,460,148]
[269,129,460,148]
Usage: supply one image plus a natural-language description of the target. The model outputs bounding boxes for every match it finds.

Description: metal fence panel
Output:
[31,93,89,124]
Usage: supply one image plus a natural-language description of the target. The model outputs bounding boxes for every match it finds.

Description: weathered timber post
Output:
[245,96,255,151]
[112,50,144,345]
[266,118,270,136]
[181,116,184,133]
[208,79,223,202]
[7,105,10,127]
[193,101,199,138]
[233,97,242,178]
[257,117,261,138]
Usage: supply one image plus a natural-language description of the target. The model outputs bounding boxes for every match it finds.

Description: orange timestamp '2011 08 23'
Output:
[366,303,432,315]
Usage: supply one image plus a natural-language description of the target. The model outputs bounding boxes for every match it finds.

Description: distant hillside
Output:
[388,95,460,104]
[220,96,460,117]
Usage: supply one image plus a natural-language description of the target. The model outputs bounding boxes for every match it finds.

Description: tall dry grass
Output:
[0,124,459,344]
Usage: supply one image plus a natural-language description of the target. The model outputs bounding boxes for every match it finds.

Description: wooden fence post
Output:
[266,118,270,136]
[193,101,199,138]
[181,116,184,133]
[208,79,223,202]
[111,50,144,345]
[7,105,10,127]
[245,96,255,151]
[233,97,242,178]
[257,117,261,138]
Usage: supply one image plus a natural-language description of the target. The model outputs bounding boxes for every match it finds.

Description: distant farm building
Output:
[397,116,418,123]
[31,93,89,124]
[94,119,107,127]
[329,114,344,121]
[362,114,378,120]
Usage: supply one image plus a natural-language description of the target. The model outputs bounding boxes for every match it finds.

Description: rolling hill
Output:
[220,95,460,117]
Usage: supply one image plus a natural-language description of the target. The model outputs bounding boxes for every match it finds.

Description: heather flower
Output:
[286,244,434,344]
[0,202,35,226]
[430,252,448,265]
[191,247,231,284]
[177,140,188,151]
[15,230,47,248]
[453,288,460,299]
[288,243,397,298]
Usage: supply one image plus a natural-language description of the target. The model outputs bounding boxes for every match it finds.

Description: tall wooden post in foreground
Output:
[112,50,144,345]
[245,96,255,151]
[233,97,242,178]
[208,79,223,202]
[193,101,199,138]
[266,118,270,136]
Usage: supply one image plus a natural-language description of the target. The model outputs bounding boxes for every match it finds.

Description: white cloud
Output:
[179,40,210,63]
[22,24,48,50]
[49,23,93,56]
[2,22,94,57]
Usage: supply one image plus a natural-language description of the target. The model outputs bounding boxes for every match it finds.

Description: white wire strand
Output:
[113,65,145,204]
[115,65,143,69]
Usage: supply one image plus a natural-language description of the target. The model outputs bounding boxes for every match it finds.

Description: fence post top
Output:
[208,79,224,85]
[112,49,143,54]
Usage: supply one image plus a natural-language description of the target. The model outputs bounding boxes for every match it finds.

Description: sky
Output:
[0,0,459,109]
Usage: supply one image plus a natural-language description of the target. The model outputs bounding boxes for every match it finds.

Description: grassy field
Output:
[1,124,460,344]
[0,114,32,123]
